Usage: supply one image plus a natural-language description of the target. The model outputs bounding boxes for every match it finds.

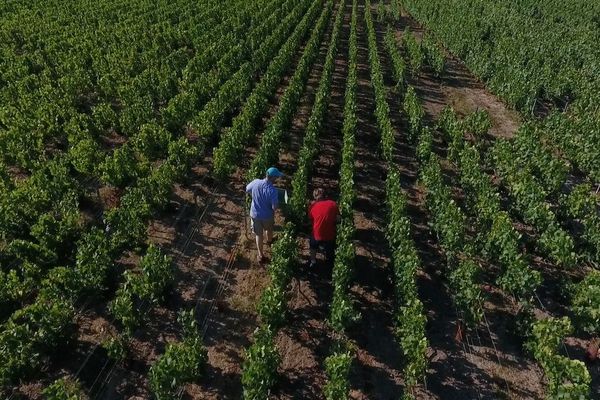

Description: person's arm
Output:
[335,203,341,223]
[245,180,254,194]
[271,188,279,211]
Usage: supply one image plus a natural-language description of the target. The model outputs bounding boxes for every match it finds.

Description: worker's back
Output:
[308,199,338,241]
[246,178,278,219]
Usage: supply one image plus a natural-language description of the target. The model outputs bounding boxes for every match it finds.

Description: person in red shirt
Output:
[307,188,339,267]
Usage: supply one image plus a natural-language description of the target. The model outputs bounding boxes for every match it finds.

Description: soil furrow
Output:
[184,3,340,398]
[346,1,403,398]
[382,8,545,400]
[274,0,352,398]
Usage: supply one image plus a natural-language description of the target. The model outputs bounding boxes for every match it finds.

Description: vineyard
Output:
[0,0,598,398]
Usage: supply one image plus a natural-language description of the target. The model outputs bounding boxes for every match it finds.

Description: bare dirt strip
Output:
[273,0,351,398]
[184,3,338,399]
[345,1,405,398]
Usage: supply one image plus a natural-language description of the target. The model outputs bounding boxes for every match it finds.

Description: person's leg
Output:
[251,218,265,261]
[265,229,272,244]
[255,233,264,259]
[264,218,274,245]
[324,240,335,263]
[310,248,317,263]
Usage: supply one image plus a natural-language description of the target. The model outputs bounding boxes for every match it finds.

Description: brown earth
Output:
[388,4,598,400]
[273,1,351,398]
[374,3,547,400]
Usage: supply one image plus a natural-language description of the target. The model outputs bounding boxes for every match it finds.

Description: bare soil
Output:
[375,3,547,400]
[387,6,599,400]
[274,1,352,398]
[186,4,341,399]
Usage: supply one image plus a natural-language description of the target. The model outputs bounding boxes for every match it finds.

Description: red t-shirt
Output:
[308,200,338,241]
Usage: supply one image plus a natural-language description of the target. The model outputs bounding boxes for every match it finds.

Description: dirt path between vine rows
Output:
[379,6,545,400]
[183,4,337,399]
[273,1,351,398]
[345,1,404,398]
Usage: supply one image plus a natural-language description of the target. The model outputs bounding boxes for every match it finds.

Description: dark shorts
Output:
[309,236,335,261]
[251,217,274,236]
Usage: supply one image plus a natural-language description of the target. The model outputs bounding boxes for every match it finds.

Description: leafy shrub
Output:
[139,244,174,302]
[99,145,140,188]
[402,27,424,73]
[570,271,600,336]
[0,298,74,386]
[324,343,353,400]
[241,327,280,400]
[43,376,88,400]
[133,123,172,160]
[422,34,445,76]
[149,309,207,400]
[68,138,103,175]
[102,335,128,363]
[527,317,590,399]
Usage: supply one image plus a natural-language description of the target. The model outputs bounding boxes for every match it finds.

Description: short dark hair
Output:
[313,188,325,200]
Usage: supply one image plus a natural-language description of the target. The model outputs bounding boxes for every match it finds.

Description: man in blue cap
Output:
[246,167,284,263]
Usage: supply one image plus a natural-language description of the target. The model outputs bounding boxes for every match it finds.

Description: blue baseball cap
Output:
[266,167,284,177]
